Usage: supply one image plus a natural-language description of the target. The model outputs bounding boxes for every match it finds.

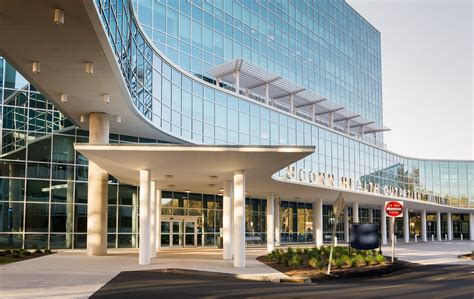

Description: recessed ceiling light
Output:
[32,61,40,74]
[60,93,68,103]
[217,193,223,196]
[103,94,110,104]
[185,190,191,193]
[218,188,224,192]
[85,62,94,74]
[165,175,173,179]
[168,184,175,188]
[53,8,64,25]
[209,175,218,180]
[208,184,215,187]
[115,115,122,124]
[80,114,85,123]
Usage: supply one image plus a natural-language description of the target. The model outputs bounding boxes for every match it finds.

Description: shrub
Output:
[34,249,43,254]
[287,247,294,255]
[376,254,386,265]
[350,257,358,268]
[303,248,309,255]
[355,254,365,266]
[4,249,11,255]
[0,251,5,256]
[288,254,302,268]
[11,252,20,258]
[334,257,344,269]
[308,257,318,268]
[281,254,290,267]
[23,250,31,256]
[342,256,351,267]
[296,248,303,255]
[44,249,52,254]
[363,255,375,266]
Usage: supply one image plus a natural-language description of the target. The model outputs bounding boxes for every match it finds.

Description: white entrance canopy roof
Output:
[74,144,469,213]
[208,59,390,136]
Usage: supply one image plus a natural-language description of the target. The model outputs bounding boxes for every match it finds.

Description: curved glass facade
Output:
[96,0,473,208]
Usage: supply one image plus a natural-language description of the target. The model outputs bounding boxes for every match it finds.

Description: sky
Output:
[347,0,473,160]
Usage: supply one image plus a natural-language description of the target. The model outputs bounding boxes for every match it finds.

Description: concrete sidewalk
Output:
[0,242,472,298]
[382,240,474,265]
[0,247,285,298]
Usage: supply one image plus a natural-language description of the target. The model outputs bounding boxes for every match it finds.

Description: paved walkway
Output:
[0,241,472,298]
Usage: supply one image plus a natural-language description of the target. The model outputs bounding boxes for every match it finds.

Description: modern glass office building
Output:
[0,0,473,254]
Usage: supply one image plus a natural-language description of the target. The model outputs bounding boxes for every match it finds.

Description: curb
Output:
[145,268,310,284]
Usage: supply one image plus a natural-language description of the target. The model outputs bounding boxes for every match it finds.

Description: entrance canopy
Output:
[74,144,315,197]
[74,144,470,213]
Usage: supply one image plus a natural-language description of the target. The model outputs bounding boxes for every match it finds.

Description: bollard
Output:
[431,235,434,242]
[335,236,338,246]
[445,234,448,241]
[461,234,463,241]
[414,235,418,243]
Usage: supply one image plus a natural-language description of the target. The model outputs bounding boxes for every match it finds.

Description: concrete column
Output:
[264,83,269,104]
[368,208,374,223]
[329,112,334,129]
[469,213,474,241]
[156,189,162,251]
[131,191,138,247]
[404,207,410,243]
[311,103,316,122]
[266,193,275,253]
[344,207,350,243]
[233,171,245,268]
[274,199,280,246]
[87,112,109,256]
[436,211,442,241]
[352,202,359,224]
[447,212,453,241]
[345,119,350,134]
[421,210,427,242]
[139,169,151,265]
[216,77,221,87]
[313,198,323,247]
[223,180,233,260]
[150,181,157,258]
[234,71,240,94]
[381,208,387,245]
[289,94,294,114]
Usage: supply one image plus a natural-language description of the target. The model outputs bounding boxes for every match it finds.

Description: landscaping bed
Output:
[0,248,54,265]
[258,246,410,281]
[458,251,474,260]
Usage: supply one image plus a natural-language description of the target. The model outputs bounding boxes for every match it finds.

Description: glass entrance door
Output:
[161,218,197,247]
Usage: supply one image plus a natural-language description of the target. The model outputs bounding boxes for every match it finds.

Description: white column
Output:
[289,94,294,114]
[344,207,350,243]
[274,199,280,246]
[311,103,316,122]
[233,171,245,268]
[447,212,453,241]
[329,112,334,129]
[266,193,275,253]
[404,207,410,243]
[369,208,374,223]
[469,213,474,241]
[264,83,269,105]
[150,181,157,258]
[139,169,151,265]
[156,189,162,251]
[381,208,387,245]
[313,198,323,247]
[352,202,359,224]
[421,210,427,242]
[234,71,240,94]
[223,180,233,260]
[436,211,442,241]
[87,112,109,256]
[345,119,350,134]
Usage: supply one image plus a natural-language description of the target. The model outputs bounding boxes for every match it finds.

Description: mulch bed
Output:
[257,256,411,281]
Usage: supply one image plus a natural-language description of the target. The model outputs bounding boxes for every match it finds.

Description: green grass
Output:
[0,256,22,265]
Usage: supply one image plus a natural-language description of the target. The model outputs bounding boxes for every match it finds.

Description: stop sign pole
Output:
[385,201,404,263]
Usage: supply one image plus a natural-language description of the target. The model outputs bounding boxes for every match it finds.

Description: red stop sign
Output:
[385,201,403,217]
